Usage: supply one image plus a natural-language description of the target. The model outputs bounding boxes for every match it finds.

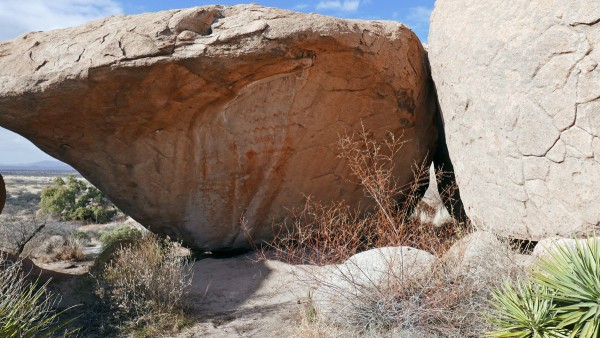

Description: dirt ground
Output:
[38,251,325,337]
[175,254,325,337]
[1,173,325,337]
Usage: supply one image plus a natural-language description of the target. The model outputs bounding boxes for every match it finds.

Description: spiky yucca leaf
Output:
[0,256,78,337]
[486,279,567,338]
[533,238,600,338]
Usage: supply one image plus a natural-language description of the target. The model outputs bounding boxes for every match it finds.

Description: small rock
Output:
[312,246,439,324]
[442,231,515,279]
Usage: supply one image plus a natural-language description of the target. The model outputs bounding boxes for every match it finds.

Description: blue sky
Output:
[0,0,434,165]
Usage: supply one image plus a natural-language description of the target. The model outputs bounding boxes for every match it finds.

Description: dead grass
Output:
[37,236,86,263]
[256,125,517,337]
[294,247,523,337]
[94,233,193,336]
[262,124,469,266]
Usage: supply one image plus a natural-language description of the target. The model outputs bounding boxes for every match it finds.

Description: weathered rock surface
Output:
[0,174,5,215]
[429,0,600,240]
[0,5,437,250]
[442,231,515,279]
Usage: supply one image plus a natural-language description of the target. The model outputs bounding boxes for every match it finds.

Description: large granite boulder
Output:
[0,5,438,251]
[429,0,600,240]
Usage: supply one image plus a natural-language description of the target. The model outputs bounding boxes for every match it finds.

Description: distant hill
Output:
[0,160,76,171]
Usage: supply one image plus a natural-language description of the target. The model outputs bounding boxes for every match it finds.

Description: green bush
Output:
[487,237,600,338]
[99,227,142,247]
[0,255,78,337]
[39,175,117,223]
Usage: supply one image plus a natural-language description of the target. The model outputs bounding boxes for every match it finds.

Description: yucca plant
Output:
[487,279,567,338]
[533,238,600,338]
[0,256,78,337]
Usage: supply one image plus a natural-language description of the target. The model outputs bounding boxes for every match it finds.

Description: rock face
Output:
[0,5,438,251]
[429,1,600,240]
[0,174,4,215]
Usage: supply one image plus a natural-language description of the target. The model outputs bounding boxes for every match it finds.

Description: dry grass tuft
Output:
[37,235,86,263]
[93,233,193,336]
[295,247,522,337]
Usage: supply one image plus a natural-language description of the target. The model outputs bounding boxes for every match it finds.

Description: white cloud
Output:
[395,6,433,42]
[405,6,433,26]
[316,0,361,12]
[0,1,123,164]
[0,0,123,41]
[293,4,310,10]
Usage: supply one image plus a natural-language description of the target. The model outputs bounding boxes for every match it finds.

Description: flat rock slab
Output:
[429,0,600,240]
[0,5,437,250]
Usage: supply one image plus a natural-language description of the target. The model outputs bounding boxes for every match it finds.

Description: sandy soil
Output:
[176,253,322,337]
[41,251,327,337]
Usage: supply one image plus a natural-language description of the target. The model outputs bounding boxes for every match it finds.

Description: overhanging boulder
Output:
[0,5,438,250]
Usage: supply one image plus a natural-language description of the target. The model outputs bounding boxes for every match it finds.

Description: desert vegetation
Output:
[0,254,77,337]
[0,173,193,337]
[1,130,598,338]
[257,128,499,337]
[260,128,600,337]
[40,175,117,224]
[264,126,465,266]
[488,237,600,338]
[91,233,193,336]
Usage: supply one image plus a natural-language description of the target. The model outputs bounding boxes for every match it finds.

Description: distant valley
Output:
[0,160,75,172]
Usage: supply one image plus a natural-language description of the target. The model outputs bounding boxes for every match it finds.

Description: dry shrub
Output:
[37,235,85,263]
[266,125,468,266]
[258,125,515,337]
[296,248,520,337]
[36,235,86,263]
[367,268,492,336]
[94,233,193,335]
[56,237,85,262]
[0,213,47,256]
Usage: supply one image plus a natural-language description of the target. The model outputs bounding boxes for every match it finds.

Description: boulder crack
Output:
[570,17,600,27]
